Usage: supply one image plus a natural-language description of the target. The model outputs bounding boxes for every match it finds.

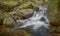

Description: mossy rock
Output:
[17,9,34,19]
[3,17,16,27]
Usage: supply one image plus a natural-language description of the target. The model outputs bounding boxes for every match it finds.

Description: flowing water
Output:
[13,5,50,36]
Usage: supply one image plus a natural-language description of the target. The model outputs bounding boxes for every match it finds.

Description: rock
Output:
[3,17,16,27]
[8,9,34,20]
[18,9,34,19]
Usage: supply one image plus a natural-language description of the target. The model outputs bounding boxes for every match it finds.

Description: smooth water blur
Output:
[13,5,50,36]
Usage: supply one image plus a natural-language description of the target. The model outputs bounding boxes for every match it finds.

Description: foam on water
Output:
[13,5,50,32]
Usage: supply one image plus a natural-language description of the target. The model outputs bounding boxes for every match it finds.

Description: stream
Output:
[13,5,50,36]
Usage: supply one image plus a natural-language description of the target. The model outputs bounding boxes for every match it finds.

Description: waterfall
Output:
[13,5,50,36]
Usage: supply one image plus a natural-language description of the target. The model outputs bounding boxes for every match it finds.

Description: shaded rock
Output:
[18,9,34,19]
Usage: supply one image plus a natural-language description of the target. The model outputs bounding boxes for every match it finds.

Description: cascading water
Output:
[13,5,50,36]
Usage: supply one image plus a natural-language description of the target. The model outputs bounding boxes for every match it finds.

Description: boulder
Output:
[17,9,34,19]
[3,17,16,27]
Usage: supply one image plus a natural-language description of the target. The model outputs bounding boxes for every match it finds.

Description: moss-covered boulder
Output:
[3,17,16,27]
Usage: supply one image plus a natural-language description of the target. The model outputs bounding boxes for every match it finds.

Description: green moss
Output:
[0,0,59,22]
[48,0,59,22]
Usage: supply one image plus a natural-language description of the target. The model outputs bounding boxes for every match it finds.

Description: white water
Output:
[14,5,50,31]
